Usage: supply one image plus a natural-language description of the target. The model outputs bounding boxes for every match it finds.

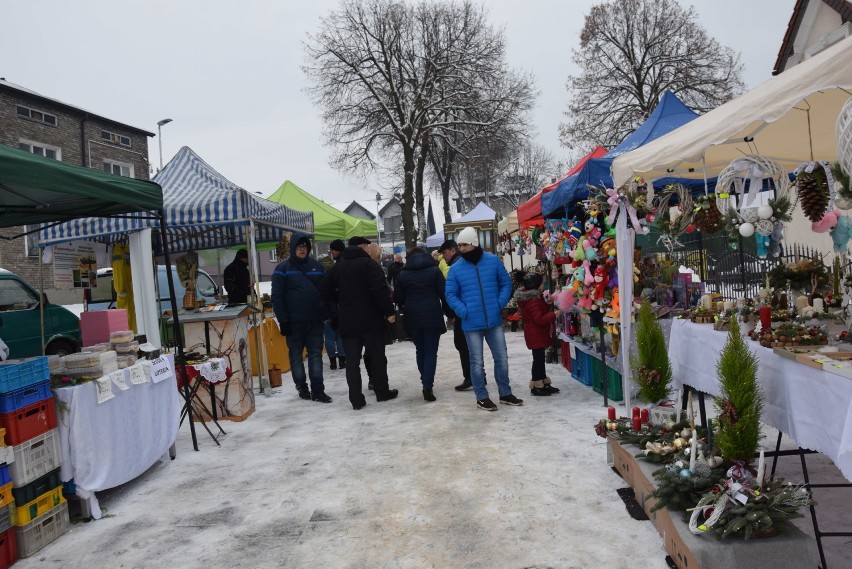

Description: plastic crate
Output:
[560,340,572,372]
[593,364,624,402]
[9,429,61,487]
[0,398,57,446]
[14,501,69,558]
[0,466,8,488]
[0,358,49,394]
[14,486,64,526]
[570,351,584,382]
[0,527,16,569]
[0,380,52,414]
[0,504,10,534]
[577,351,594,386]
[0,484,11,510]
[12,468,61,507]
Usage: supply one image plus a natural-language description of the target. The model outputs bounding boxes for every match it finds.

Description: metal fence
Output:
[636,228,827,300]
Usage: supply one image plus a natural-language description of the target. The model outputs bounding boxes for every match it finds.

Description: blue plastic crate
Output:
[579,352,595,386]
[571,352,584,382]
[0,465,9,487]
[0,380,52,414]
[0,358,50,394]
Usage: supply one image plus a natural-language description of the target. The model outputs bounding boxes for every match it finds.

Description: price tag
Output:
[111,370,129,391]
[150,356,173,384]
[129,364,148,384]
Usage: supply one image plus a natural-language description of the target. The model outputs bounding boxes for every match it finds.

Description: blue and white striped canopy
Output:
[40,146,313,253]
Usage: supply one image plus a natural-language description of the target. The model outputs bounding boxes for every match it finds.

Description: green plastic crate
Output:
[592,361,624,402]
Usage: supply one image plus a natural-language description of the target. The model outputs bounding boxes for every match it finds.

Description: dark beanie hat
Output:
[348,236,371,247]
[438,239,458,253]
[235,249,248,259]
[294,236,312,251]
[329,239,346,252]
[523,272,543,290]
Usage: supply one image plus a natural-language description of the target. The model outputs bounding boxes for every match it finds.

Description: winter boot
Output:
[329,356,337,370]
[422,388,436,402]
[543,376,560,394]
[454,379,473,391]
[530,379,552,396]
[297,386,312,400]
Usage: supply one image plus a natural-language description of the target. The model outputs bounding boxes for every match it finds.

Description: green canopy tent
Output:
[0,142,204,450]
[266,180,377,243]
[0,143,163,227]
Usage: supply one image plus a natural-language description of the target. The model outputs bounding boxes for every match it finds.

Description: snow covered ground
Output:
[32,298,848,569]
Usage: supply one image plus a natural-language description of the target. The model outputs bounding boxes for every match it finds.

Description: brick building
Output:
[0,78,153,294]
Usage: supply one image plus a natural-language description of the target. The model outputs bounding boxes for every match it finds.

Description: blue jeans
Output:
[409,328,442,389]
[464,325,512,401]
[323,320,345,357]
[286,321,326,394]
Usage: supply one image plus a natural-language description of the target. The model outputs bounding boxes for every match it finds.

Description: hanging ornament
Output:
[795,161,835,223]
[739,222,755,237]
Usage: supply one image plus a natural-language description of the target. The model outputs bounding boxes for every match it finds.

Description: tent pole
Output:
[160,209,199,451]
[247,221,272,397]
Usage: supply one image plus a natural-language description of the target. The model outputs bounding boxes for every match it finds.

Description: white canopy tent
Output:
[611,35,852,188]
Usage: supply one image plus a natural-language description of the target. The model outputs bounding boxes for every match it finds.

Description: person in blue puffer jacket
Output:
[271,235,331,403]
[445,226,523,412]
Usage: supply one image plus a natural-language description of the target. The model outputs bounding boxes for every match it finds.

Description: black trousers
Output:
[453,322,471,382]
[531,348,546,380]
[342,333,390,406]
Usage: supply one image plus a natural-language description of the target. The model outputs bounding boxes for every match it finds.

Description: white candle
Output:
[686,390,694,422]
[813,298,824,312]
[701,294,712,310]
[756,448,765,488]
[795,295,809,312]
[689,433,698,471]
[736,297,746,309]
[723,301,734,311]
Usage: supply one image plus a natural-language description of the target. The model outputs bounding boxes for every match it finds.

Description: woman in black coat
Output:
[394,247,447,402]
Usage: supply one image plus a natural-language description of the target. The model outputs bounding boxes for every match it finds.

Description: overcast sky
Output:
[3,0,795,214]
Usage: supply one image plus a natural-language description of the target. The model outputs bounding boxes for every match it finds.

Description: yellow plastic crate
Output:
[0,483,11,509]
[14,486,64,526]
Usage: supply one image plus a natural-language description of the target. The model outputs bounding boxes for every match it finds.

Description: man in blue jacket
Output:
[271,235,332,403]
[445,227,523,411]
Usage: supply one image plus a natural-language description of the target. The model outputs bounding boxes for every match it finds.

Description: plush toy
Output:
[582,238,598,261]
[583,260,595,286]
[592,266,609,301]
[570,263,585,292]
[571,238,586,261]
[606,289,621,321]
[608,266,619,289]
[831,215,852,254]
[552,287,577,311]
[566,219,583,248]
[755,233,771,259]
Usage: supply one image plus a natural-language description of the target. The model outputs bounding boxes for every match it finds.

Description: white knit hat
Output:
[456,227,479,247]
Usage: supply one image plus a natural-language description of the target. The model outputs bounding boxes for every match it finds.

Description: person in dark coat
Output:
[323,239,346,370]
[271,236,332,403]
[319,236,398,409]
[387,254,404,304]
[514,272,561,396]
[395,247,447,402]
[223,249,252,304]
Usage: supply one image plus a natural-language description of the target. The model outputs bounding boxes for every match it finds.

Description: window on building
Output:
[100,130,131,147]
[24,225,40,258]
[16,105,57,126]
[19,140,61,161]
[103,159,133,178]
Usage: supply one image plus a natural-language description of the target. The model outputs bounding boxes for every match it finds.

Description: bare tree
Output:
[304,0,535,247]
[559,0,744,150]
[498,142,558,211]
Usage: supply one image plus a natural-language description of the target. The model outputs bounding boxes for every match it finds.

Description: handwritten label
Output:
[129,365,148,384]
[111,370,129,391]
[150,356,172,384]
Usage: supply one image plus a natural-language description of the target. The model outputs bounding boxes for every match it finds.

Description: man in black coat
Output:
[223,249,252,304]
[320,236,398,409]
[439,239,481,391]
[271,236,332,403]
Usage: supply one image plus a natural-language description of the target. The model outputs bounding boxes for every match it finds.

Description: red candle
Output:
[759,306,771,329]
[632,406,640,418]
[632,417,642,431]
[607,406,616,420]
[640,408,649,423]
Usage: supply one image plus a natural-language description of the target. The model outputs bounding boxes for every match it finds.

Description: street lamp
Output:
[157,118,173,170]
[375,192,382,245]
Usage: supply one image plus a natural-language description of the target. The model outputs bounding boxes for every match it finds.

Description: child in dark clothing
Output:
[513,272,561,396]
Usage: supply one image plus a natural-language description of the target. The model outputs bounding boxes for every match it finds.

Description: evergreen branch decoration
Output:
[714,318,763,462]
[631,301,673,404]
[831,161,852,201]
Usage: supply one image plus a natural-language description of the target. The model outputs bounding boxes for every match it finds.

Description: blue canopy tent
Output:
[541,91,707,217]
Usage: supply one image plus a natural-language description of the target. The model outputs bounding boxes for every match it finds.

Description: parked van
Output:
[89,266,219,313]
[0,268,81,357]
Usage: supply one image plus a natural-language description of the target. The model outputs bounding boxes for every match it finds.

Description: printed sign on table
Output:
[150,356,172,384]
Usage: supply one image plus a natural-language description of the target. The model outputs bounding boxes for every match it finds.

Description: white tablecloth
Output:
[53,355,181,518]
[669,318,852,482]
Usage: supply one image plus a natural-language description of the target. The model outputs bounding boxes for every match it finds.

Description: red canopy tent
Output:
[517,145,607,228]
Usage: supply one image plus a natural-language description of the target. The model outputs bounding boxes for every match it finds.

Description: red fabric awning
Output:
[517,146,607,228]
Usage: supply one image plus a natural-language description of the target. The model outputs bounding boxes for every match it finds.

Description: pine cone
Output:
[694,201,723,233]
[797,171,829,222]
